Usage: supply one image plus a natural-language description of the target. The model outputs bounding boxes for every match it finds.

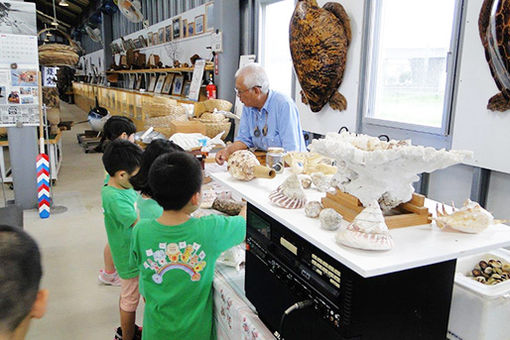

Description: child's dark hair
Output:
[0,225,42,333]
[102,139,143,176]
[149,152,202,210]
[95,116,136,152]
[130,139,184,196]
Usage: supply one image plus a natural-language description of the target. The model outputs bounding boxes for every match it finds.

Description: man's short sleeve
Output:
[234,107,254,148]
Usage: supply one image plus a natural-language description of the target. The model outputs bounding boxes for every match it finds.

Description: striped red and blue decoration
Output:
[36,153,50,218]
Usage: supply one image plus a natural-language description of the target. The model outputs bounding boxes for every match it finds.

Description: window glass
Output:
[366,0,457,128]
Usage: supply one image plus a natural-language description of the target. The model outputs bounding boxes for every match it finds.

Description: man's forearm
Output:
[226,141,248,156]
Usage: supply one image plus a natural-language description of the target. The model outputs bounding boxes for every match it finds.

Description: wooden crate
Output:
[321,190,432,229]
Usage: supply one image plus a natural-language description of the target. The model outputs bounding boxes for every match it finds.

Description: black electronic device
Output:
[245,203,456,340]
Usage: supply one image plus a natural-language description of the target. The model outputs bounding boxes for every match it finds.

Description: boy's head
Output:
[130,139,184,196]
[102,139,143,188]
[0,225,47,337]
[103,116,137,142]
[149,152,203,211]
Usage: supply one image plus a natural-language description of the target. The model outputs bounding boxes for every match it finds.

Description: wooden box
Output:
[322,190,432,229]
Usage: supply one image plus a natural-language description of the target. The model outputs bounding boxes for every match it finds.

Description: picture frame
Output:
[135,75,142,90]
[127,38,135,50]
[172,17,181,40]
[195,15,205,35]
[154,75,166,93]
[162,74,175,94]
[121,38,129,51]
[148,75,158,92]
[187,21,194,37]
[128,75,136,89]
[182,80,191,98]
[158,27,165,44]
[182,19,188,38]
[171,75,184,95]
[153,33,159,45]
[205,2,214,31]
[165,25,172,42]
[148,32,153,46]
[139,35,147,47]
[133,38,142,49]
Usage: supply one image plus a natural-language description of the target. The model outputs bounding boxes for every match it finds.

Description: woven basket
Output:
[204,99,233,112]
[38,28,79,67]
[194,118,231,140]
[144,113,188,130]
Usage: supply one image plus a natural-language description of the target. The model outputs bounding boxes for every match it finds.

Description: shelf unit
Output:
[106,65,214,74]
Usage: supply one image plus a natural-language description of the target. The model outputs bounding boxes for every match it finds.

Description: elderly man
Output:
[215,63,306,165]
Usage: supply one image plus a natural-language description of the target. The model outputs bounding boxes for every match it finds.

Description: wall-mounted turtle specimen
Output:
[290,0,351,112]
[479,0,510,111]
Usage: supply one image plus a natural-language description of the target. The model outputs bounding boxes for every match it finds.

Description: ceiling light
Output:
[51,21,59,27]
[46,31,53,37]
[59,0,69,6]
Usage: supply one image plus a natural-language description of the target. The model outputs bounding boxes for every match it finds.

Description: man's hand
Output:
[215,148,229,165]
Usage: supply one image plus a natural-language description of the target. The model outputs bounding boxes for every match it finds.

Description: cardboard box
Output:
[169,120,206,135]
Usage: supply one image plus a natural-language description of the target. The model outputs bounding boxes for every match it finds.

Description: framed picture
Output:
[205,2,214,31]
[195,15,204,34]
[172,17,181,40]
[182,80,191,97]
[121,38,129,51]
[172,75,184,95]
[165,25,172,42]
[148,75,158,92]
[128,75,136,89]
[148,32,153,46]
[182,19,188,38]
[158,27,165,44]
[128,38,135,50]
[153,33,159,45]
[135,75,142,90]
[139,35,147,47]
[162,74,175,94]
[133,38,142,49]
[154,75,166,93]
[187,21,194,37]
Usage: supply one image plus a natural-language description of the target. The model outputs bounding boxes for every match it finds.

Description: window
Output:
[363,0,462,134]
[258,0,295,97]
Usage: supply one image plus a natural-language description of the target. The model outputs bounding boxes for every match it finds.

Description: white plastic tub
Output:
[448,249,510,340]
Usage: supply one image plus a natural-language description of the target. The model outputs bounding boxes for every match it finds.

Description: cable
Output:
[278,299,313,340]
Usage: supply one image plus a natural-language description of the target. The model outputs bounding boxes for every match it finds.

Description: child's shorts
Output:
[119,277,140,312]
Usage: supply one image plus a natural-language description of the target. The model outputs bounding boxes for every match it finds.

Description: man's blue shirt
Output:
[235,90,306,151]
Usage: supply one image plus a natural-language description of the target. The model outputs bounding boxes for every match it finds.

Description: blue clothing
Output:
[235,90,306,152]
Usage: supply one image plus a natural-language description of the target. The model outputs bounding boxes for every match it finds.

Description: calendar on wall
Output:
[0,1,39,127]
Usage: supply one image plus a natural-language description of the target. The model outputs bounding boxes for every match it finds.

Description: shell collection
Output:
[305,201,323,218]
[310,131,472,212]
[469,259,510,285]
[336,202,393,251]
[269,174,307,209]
[319,208,343,231]
[435,199,500,234]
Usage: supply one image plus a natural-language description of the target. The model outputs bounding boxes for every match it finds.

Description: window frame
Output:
[359,0,465,145]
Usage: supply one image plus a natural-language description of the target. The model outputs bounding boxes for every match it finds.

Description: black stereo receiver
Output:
[245,203,455,340]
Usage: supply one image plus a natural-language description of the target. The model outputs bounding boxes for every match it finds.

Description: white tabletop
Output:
[209,169,510,278]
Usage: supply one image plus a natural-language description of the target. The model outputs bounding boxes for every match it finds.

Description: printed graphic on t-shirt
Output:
[143,241,207,284]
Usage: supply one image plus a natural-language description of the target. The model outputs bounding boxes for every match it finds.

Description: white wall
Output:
[296,0,365,134]
[427,164,473,209]
[451,0,510,174]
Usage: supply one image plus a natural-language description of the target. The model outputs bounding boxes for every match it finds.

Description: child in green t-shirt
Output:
[130,152,246,340]
[99,116,137,287]
[102,139,143,340]
[130,139,184,220]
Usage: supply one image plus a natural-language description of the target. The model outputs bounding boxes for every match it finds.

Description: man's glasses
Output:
[234,86,261,97]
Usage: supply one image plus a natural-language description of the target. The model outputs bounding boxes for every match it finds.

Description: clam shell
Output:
[336,223,394,251]
[319,208,342,230]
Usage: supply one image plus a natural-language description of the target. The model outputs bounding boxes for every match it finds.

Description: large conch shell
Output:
[227,150,276,181]
[336,202,393,251]
[435,199,501,233]
[269,174,307,209]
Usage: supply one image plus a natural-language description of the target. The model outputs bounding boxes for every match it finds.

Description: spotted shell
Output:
[227,150,260,181]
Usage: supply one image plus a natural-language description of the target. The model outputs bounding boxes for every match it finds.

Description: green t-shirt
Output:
[130,215,246,340]
[137,195,163,220]
[102,185,139,279]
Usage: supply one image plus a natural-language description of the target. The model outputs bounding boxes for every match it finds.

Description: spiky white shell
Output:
[227,150,260,181]
[319,208,343,231]
[435,199,495,234]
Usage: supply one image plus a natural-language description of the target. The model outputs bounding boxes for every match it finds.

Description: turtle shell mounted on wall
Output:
[479,0,510,111]
[289,0,351,112]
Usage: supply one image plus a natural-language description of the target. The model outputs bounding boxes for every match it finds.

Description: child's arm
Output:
[238,203,247,219]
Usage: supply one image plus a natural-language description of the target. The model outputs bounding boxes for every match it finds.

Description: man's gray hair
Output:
[235,63,270,94]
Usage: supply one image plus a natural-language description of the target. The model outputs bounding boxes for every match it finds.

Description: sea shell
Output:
[227,150,260,181]
[435,199,498,233]
[319,208,342,231]
[300,175,312,189]
[305,201,323,218]
[269,174,307,209]
[335,202,393,251]
[311,172,332,192]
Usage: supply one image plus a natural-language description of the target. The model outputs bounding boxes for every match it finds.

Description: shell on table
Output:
[269,173,307,209]
[227,150,260,181]
[319,208,343,231]
[435,199,498,234]
[300,175,312,189]
[335,202,393,251]
[311,172,332,192]
[305,201,323,218]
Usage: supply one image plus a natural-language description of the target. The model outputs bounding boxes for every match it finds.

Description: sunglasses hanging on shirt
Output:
[254,111,268,137]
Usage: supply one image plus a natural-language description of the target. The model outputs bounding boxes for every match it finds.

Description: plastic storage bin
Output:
[448,249,510,340]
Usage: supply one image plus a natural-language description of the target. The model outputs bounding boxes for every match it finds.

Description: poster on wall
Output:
[43,67,58,87]
[0,1,37,35]
[188,59,205,101]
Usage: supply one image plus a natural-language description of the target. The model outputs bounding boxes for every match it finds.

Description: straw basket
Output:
[195,118,231,140]
[38,28,79,67]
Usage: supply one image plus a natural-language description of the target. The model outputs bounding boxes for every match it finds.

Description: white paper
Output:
[188,59,205,101]
[234,55,256,118]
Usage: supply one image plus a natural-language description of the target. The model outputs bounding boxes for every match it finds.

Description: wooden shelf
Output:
[106,66,213,74]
